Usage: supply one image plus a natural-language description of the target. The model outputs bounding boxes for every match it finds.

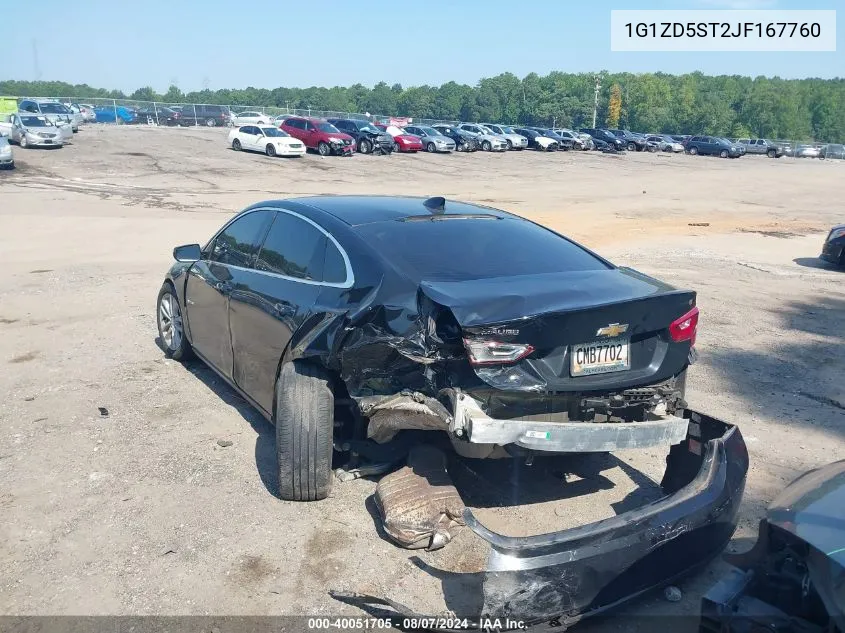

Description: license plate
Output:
[570,338,630,376]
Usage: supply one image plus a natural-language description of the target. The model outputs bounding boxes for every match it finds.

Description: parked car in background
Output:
[94,105,138,124]
[19,99,81,132]
[228,125,306,157]
[431,124,479,152]
[0,135,14,168]
[231,111,271,126]
[77,104,97,122]
[0,113,67,148]
[795,144,820,158]
[646,135,684,152]
[576,132,595,150]
[530,127,573,150]
[737,138,783,158]
[820,225,845,267]
[134,105,180,126]
[327,118,395,154]
[403,125,456,153]
[553,129,588,150]
[480,124,528,150]
[512,127,558,151]
[721,138,746,155]
[374,124,423,153]
[279,116,354,156]
[456,123,508,151]
[608,129,648,151]
[175,104,231,127]
[819,144,845,160]
[580,128,626,151]
[684,135,742,158]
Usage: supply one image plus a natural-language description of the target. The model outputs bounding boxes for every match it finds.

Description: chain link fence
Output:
[7,96,456,129]
[5,96,843,159]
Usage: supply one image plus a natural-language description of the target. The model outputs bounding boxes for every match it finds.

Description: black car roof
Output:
[278,196,517,227]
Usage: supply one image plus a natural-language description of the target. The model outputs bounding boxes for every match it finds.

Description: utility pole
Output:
[592,75,601,128]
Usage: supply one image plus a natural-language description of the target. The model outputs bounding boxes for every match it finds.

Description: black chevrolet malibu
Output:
[157,196,707,503]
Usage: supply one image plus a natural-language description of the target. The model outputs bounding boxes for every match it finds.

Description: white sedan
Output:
[230,111,271,126]
[228,125,306,157]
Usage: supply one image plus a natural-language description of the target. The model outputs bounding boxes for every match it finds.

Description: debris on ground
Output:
[98,407,109,417]
[688,222,710,227]
[216,439,233,448]
[374,445,465,551]
[664,585,683,602]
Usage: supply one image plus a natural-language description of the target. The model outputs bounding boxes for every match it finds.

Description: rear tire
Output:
[275,362,334,502]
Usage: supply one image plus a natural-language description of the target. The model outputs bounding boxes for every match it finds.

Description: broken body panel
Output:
[699,460,845,633]
[335,410,749,628]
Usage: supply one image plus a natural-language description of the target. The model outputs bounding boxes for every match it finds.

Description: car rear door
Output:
[184,210,274,380]
[228,210,339,413]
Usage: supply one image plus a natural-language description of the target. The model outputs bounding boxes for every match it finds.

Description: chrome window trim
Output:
[204,206,355,289]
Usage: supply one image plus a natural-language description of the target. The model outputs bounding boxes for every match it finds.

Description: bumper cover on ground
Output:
[334,409,749,630]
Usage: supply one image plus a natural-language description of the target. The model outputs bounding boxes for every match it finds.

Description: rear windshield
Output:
[357,218,610,281]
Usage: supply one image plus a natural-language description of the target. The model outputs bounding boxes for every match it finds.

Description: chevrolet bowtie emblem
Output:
[596,323,629,337]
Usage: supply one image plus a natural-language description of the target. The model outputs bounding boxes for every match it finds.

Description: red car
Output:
[278,116,354,156]
[375,123,423,153]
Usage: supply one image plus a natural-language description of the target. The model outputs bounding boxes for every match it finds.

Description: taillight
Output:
[669,307,699,346]
[463,338,534,366]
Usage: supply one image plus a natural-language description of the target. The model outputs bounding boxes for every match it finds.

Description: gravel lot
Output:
[1,126,844,628]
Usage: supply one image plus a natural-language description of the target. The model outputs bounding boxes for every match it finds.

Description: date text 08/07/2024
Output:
[306,617,528,630]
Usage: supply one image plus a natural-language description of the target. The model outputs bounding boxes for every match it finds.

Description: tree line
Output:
[2,71,843,142]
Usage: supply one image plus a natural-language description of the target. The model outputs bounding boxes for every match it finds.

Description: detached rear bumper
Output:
[452,393,689,453]
[335,410,748,629]
[469,409,748,627]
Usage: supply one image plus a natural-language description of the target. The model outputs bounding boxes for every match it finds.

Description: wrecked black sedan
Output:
[700,460,845,633]
[160,195,704,502]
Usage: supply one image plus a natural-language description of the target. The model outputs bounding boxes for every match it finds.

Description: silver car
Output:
[554,129,590,150]
[19,99,82,132]
[1,113,68,148]
[457,123,508,151]
[403,125,456,153]
[0,135,14,169]
[481,124,528,150]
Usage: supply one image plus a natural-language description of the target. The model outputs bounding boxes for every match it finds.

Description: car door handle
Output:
[214,281,233,294]
[274,302,295,317]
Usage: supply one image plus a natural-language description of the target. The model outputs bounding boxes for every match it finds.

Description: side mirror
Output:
[173,243,202,262]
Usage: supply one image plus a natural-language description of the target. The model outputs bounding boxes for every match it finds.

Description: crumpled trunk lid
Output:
[420,268,696,392]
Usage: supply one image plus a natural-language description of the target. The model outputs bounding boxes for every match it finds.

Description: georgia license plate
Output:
[570,338,630,376]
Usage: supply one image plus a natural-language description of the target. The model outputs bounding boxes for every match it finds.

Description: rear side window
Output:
[210,210,274,268]
[255,212,327,281]
[357,218,610,281]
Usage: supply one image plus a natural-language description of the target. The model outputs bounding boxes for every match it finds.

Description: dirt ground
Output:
[1,126,844,629]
